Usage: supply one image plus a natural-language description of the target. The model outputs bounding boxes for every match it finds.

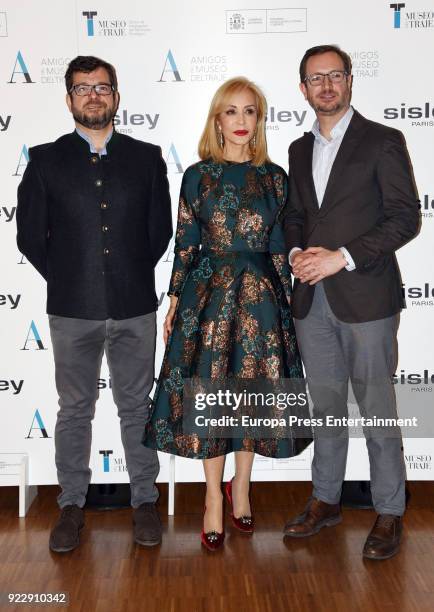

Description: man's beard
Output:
[72,104,115,129]
[312,99,345,116]
[308,89,350,117]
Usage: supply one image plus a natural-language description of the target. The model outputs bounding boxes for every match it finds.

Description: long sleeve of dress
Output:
[269,171,292,302]
[167,166,201,296]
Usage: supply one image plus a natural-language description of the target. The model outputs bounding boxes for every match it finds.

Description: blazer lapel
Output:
[320,111,366,212]
[297,132,319,210]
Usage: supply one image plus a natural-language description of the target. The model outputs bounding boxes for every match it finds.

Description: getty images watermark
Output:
[180,378,432,440]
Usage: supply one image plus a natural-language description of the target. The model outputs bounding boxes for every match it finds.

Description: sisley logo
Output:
[384,102,434,119]
[0,379,24,395]
[393,369,434,389]
[0,115,11,131]
[420,193,434,218]
[266,106,307,129]
[0,293,21,309]
[113,110,159,130]
[402,283,434,306]
[384,102,434,127]
[0,207,16,223]
[97,377,112,390]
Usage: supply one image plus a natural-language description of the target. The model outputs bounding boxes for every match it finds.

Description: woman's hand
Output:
[163,296,178,344]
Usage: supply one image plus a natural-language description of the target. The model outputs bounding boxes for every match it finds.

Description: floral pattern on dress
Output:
[144,160,311,459]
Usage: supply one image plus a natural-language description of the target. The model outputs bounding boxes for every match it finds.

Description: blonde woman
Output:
[143,77,310,550]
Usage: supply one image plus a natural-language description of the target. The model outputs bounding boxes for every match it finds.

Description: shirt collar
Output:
[311,106,354,144]
[75,127,113,155]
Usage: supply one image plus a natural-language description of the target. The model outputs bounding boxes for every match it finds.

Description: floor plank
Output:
[0,482,434,611]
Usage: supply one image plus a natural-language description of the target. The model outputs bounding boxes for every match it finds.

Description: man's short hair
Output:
[65,56,118,93]
[299,45,352,83]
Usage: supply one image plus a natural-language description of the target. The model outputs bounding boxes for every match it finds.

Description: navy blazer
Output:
[16,130,172,320]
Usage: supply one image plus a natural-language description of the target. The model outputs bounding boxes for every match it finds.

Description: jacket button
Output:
[103,248,110,255]
[100,202,108,209]
[91,156,99,164]
[95,179,103,187]
[102,225,109,232]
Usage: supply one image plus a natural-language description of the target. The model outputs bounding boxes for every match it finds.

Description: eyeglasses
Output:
[304,70,349,87]
[70,83,115,96]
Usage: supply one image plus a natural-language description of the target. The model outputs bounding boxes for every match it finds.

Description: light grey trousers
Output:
[294,282,406,516]
[49,313,159,509]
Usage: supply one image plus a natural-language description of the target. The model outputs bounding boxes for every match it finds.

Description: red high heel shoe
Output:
[201,506,225,551]
[225,477,254,534]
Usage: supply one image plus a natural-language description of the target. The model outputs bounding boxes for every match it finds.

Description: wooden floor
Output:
[1,482,434,612]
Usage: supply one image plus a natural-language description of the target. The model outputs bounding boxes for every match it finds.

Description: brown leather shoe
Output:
[133,503,162,546]
[283,497,342,538]
[49,505,84,553]
[363,514,402,560]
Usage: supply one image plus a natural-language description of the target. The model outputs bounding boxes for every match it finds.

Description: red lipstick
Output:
[233,130,248,136]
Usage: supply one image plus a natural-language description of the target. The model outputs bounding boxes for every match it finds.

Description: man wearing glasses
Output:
[16,56,172,552]
[283,45,419,559]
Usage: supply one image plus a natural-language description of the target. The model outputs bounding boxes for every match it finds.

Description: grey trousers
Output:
[294,282,406,515]
[49,313,159,509]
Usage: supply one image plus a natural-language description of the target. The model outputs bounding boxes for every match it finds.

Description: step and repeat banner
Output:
[1,1,433,486]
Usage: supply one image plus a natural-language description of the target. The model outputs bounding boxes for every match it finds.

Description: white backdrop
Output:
[1,1,433,487]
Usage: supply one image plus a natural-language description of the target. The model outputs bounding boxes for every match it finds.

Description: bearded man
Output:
[16,56,172,552]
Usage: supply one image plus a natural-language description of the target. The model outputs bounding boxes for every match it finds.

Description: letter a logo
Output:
[13,144,29,177]
[166,143,183,174]
[8,51,34,83]
[26,409,51,439]
[21,320,47,351]
[158,50,184,82]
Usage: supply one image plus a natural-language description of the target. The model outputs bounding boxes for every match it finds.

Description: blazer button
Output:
[102,225,109,232]
[103,248,110,255]
[100,202,108,209]
[95,179,103,187]
[91,156,99,164]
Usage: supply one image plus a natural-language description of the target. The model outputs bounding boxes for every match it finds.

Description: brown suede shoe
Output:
[133,503,162,546]
[283,497,342,538]
[49,505,84,553]
[363,514,402,560]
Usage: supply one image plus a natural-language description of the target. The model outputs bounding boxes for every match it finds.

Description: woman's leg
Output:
[203,455,225,533]
[232,451,254,517]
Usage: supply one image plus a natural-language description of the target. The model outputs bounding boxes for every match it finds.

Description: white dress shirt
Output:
[290,105,356,271]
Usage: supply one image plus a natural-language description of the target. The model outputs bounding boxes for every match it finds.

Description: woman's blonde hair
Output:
[198,77,270,166]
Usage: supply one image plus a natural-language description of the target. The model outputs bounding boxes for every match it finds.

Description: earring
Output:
[251,134,257,150]
[218,129,224,148]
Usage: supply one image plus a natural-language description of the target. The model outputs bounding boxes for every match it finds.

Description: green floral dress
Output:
[143,159,311,459]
